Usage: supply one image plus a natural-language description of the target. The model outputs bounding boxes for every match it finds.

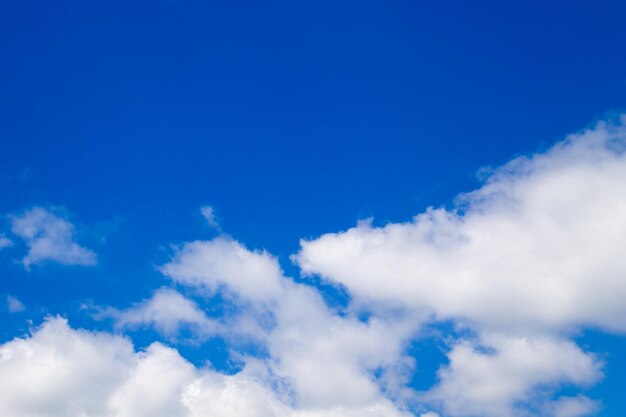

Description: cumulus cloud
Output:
[0,318,411,417]
[161,237,286,304]
[103,288,217,339]
[0,318,134,417]
[296,119,626,333]
[160,235,417,411]
[295,117,626,415]
[10,207,97,268]
[425,335,602,417]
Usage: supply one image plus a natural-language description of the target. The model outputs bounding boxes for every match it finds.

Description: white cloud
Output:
[547,396,599,417]
[200,205,220,229]
[104,288,217,339]
[159,235,417,411]
[6,295,25,313]
[268,283,416,409]
[73,234,418,415]
[161,237,286,303]
[0,318,134,417]
[296,118,626,333]
[109,342,196,417]
[10,207,97,268]
[0,317,412,417]
[5,117,625,417]
[0,234,12,249]
[294,117,626,415]
[424,335,602,417]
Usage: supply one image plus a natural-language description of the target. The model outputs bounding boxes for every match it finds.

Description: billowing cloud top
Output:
[297,118,626,334]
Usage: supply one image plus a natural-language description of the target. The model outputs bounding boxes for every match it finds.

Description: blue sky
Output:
[1,1,626,417]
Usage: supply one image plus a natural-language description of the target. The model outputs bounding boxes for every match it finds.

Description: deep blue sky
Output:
[1,1,626,415]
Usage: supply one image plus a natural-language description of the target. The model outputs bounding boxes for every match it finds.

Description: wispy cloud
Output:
[10,207,97,268]
[0,235,12,250]
[200,205,220,230]
[6,295,25,313]
[102,287,217,339]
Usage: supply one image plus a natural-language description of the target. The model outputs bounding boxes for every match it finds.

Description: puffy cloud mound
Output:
[161,237,285,303]
[159,235,416,411]
[10,207,97,268]
[295,117,626,415]
[0,318,411,417]
[297,118,626,333]
[425,335,602,417]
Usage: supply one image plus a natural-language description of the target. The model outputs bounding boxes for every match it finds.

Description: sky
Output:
[1,1,626,416]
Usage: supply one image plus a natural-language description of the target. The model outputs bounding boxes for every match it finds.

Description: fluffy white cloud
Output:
[104,288,217,338]
[10,207,97,268]
[160,236,416,411]
[109,342,196,417]
[269,283,416,409]
[425,335,602,417]
[296,119,626,333]
[161,237,286,303]
[0,318,411,417]
[0,318,134,417]
[295,117,626,415]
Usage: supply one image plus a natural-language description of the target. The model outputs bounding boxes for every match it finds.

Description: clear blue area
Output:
[1,0,625,414]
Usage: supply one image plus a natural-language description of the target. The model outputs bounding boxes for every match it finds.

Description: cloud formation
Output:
[10,207,97,268]
[160,236,416,411]
[3,117,626,417]
[104,288,217,339]
[0,318,411,417]
[424,335,601,417]
[295,116,626,415]
[200,205,220,230]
